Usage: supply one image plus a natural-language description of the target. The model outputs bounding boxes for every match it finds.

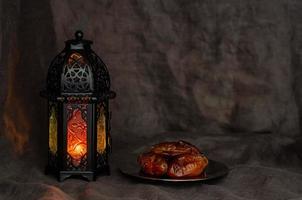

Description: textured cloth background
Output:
[1,0,302,199]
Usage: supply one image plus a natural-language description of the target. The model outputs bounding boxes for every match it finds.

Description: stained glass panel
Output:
[49,103,57,154]
[97,104,106,153]
[67,104,87,167]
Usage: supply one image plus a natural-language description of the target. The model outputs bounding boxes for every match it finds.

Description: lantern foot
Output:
[59,171,95,182]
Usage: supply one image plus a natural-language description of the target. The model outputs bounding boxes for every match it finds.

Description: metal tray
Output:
[119,159,229,183]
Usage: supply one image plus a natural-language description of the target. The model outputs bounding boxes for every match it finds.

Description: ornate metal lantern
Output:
[41,31,115,181]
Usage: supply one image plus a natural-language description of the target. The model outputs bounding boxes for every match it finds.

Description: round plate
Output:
[119,159,229,182]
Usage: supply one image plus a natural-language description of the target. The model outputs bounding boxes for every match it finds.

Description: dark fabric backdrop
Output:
[1,0,302,199]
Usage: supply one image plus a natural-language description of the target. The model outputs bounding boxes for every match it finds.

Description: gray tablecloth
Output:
[1,132,302,200]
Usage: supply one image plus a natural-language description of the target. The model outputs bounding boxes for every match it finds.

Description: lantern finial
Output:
[75,30,83,40]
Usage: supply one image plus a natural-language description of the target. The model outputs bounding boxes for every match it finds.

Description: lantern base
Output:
[59,171,95,182]
[45,165,111,182]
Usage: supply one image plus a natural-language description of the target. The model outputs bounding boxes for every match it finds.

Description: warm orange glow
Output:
[68,53,84,65]
[67,107,87,163]
[3,38,29,154]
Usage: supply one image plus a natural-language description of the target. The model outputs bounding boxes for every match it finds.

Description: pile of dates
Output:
[137,141,208,178]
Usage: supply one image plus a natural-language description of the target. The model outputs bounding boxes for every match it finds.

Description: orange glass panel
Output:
[49,104,57,154]
[97,105,106,153]
[67,106,87,165]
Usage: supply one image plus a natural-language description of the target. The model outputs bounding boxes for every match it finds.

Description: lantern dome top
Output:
[41,31,115,102]
[65,30,93,49]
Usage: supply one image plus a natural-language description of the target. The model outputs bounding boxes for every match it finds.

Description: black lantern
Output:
[41,31,115,181]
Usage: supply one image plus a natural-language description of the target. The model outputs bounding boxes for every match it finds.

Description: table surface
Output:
[1,133,302,200]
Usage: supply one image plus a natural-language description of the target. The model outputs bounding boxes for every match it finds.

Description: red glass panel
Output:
[67,105,87,166]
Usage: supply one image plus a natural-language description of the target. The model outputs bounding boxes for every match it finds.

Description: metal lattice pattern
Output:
[66,104,88,121]
[46,51,66,95]
[88,51,110,95]
[45,50,111,98]
[66,153,88,171]
[48,150,58,169]
[96,153,107,169]
[61,53,93,93]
